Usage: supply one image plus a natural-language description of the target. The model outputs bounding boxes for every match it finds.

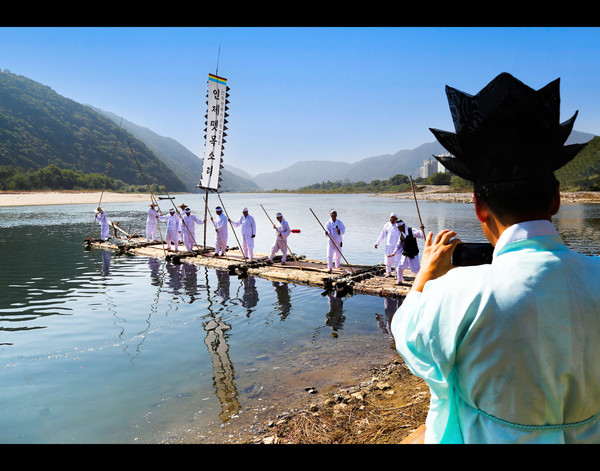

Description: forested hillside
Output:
[556,136,600,190]
[0,70,186,191]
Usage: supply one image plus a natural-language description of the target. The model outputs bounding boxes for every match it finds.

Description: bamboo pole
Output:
[126,139,167,255]
[409,175,425,233]
[217,193,247,261]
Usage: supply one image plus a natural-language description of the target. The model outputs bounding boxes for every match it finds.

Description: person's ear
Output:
[473,193,490,224]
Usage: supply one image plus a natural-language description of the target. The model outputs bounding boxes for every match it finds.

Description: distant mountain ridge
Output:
[252,132,596,191]
[252,141,445,190]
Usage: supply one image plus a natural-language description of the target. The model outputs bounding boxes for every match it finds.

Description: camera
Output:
[452,242,494,266]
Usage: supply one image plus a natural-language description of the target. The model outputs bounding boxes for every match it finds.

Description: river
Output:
[1,192,598,443]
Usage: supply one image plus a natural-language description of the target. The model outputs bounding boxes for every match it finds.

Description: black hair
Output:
[475,175,559,221]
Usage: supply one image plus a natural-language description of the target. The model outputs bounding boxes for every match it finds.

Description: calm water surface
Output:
[0,192,598,443]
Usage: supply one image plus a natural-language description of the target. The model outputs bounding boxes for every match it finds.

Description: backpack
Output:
[402,227,419,258]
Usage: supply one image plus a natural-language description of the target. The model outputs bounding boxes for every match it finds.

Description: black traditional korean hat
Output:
[429,73,587,192]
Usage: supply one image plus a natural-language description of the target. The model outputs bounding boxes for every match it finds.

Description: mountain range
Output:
[102,113,596,192]
[249,130,596,190]
[0,70,596,192]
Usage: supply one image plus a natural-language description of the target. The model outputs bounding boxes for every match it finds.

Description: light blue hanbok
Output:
[391,220,600,443]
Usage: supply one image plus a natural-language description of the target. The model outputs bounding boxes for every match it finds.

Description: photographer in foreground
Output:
[391,73,600,444]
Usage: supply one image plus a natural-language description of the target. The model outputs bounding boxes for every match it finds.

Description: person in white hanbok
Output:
[269,212,291,264]
[324,209,345,271]
[95,207,111,241]
[230,207,256,260]
[159,208,180,251]
[181,207,203,252]
[391,72,600,444]
[211,206,228,256]
[374,213,401,277]
[391,220,424,284]
[146,204,159,242]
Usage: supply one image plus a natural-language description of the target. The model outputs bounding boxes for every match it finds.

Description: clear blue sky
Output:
[1,26,599,176]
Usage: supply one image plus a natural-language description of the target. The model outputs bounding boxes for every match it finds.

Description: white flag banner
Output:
[199,73,228,191]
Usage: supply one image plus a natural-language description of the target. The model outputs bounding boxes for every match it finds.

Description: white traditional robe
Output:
[213,212,228,255]
[159,212,180,251]
[95,211,110,241]
[375,222,401,275]
[391,220,600,444]
[325,218,345,269]
[269,218,291,262]
[231,214,256,259]
[181,213,204,251]
[146,207,159,241]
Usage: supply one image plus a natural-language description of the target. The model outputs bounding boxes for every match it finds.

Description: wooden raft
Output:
[85,237,414,298]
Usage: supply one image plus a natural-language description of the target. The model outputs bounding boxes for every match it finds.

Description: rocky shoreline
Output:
[245,356,430,444]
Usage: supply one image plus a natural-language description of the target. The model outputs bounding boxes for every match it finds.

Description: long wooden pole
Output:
[217,193,247,261]
[110,222,132,238]
[204,196,229,260]
[260,204,303,271]
[98,117,123,208]
[309,208,355,274]
[126,139,166,254]
[409,175,425,233]
[89,118,123,240]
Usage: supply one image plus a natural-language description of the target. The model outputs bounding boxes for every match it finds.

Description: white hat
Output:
[276,212,283,217]
[390,212,397,218]
[242,207,248,212]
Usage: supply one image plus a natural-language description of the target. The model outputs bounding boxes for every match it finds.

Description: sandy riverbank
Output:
[0,191,151,207]
[2,188,600,208]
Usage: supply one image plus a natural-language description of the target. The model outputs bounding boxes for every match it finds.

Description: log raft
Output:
[84,237,413,298]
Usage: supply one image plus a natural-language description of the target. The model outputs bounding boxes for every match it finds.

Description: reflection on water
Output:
[325,292,345,334]
[203,315,237,422]
[554,204,600,256]
[0,194,597,443]
[272,281,291,319]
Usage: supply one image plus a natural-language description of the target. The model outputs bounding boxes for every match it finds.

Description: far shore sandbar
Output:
[2,188,599,208]
[0,191,152,207]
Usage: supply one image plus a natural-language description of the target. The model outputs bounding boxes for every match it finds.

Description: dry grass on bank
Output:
[251,359,430,445]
